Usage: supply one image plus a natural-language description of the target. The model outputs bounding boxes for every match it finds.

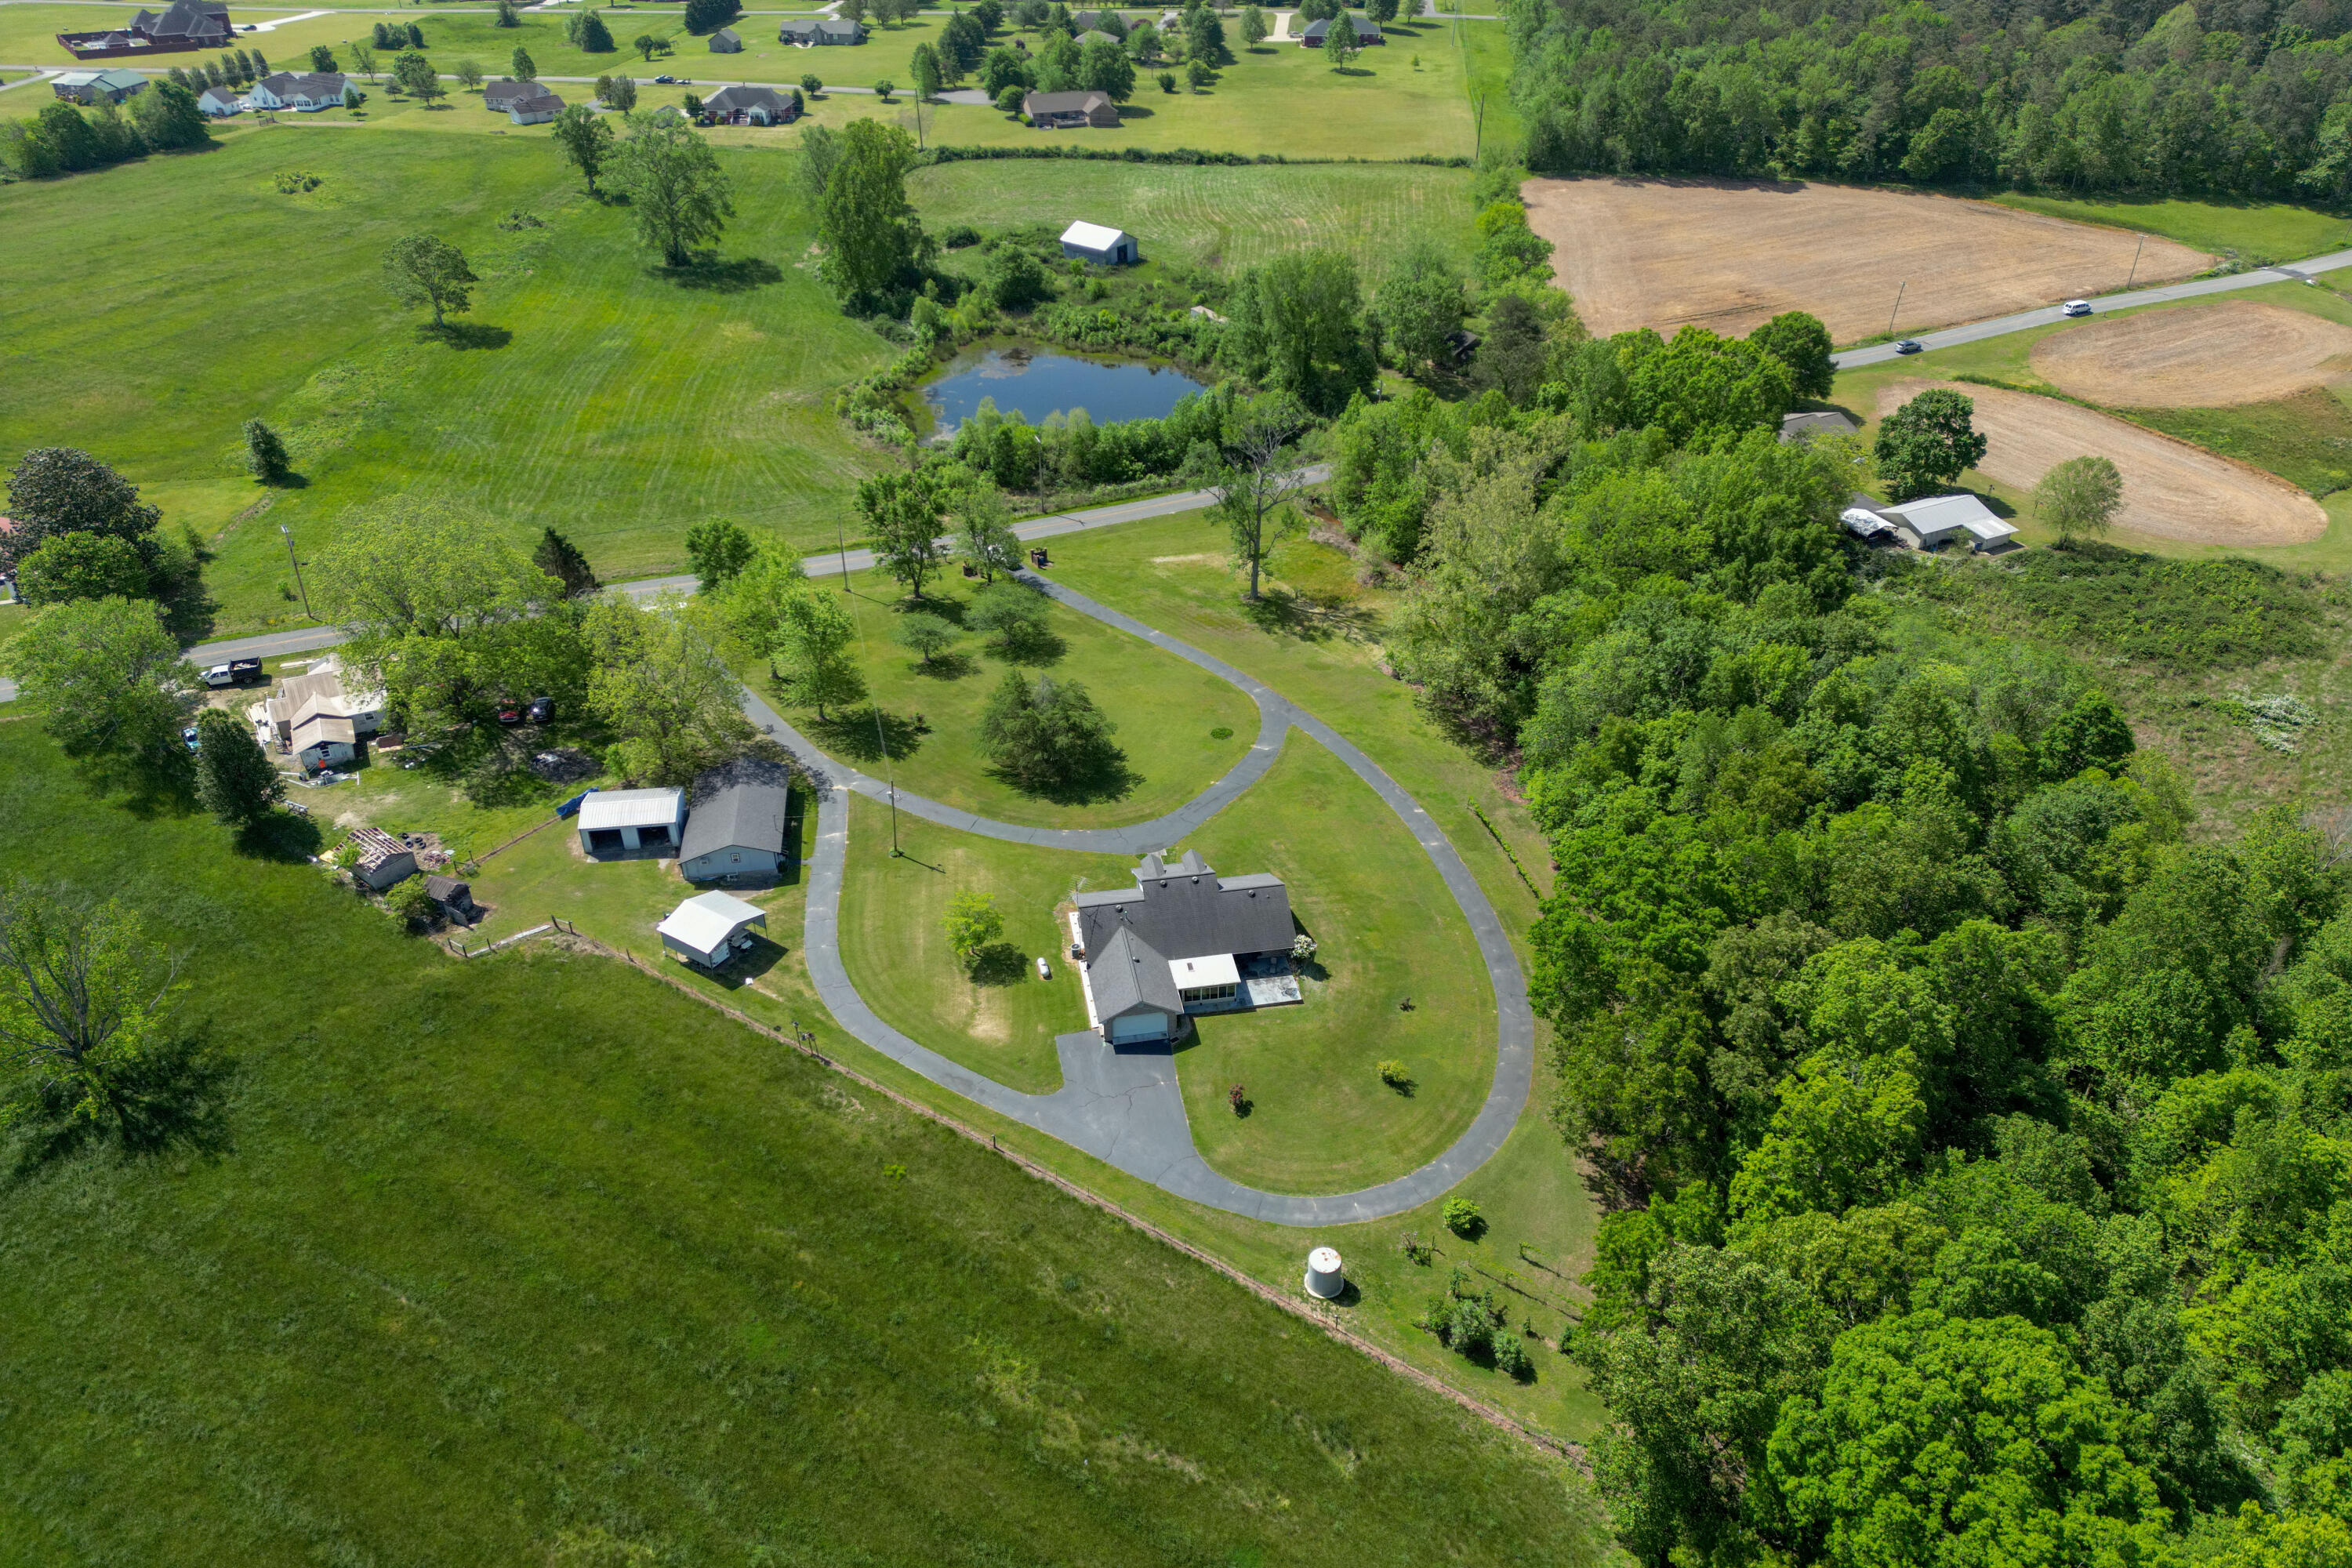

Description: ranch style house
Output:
[1072,851,1301,1046]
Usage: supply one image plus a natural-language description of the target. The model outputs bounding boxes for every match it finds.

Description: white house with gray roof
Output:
[1071,850,1297,1045]
[249,70,348,111]
[680,760,792,881]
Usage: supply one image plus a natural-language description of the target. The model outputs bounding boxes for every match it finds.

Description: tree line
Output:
[0,81,210,180]
[1504,0,2352,200]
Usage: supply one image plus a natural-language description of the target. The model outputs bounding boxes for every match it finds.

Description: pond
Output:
[920,345,1212,434]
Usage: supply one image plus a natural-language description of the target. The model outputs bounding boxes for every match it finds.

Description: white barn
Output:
[1060,220,1138,266]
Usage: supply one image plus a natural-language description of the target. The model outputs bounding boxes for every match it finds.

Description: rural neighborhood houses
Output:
[702,83,798,125]
[57,0,230,57]
[249,70,350,111]
[1025,89,1119,128]
[777,16,866,44]
[1071,851,1302,1045]
[1060,220,1138,265]
[1301,16,1384,44]
[482,77,535,111]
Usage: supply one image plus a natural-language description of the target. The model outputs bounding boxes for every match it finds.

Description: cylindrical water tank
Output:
[1305,1246,1345,1299]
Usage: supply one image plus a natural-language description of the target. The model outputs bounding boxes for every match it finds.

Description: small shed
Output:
[1060,219,1138,264]
[346,827,418,891]
[657,890,768,968]
[424,873,478,921]
[578,786,686,855]
[709,24,742,50]
[196,83,241,116]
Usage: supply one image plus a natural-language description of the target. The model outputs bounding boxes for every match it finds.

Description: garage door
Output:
[587,828,623,851]
[1108,1011,1167,1044]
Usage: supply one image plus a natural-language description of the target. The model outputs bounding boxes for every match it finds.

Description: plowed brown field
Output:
[1526,178,2210,343]
[2030,299,2352,407]
[1876,379,2327,546]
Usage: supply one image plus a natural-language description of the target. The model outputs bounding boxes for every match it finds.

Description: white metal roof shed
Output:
[1895,493,2016,548]
[1061,220,1131,252]
[579,787,685,831]
[657,890,767,964]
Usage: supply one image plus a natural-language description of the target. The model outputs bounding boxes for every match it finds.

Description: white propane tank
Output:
[1305,1246,1345,1300]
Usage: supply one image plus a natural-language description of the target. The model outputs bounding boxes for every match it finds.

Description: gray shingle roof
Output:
[1076,851,1293,998]
[704,83,790,115]
[680,779,789,862]
[1088,925,1185,1020]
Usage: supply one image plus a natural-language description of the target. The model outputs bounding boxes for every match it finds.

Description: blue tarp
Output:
[557,789,593,819]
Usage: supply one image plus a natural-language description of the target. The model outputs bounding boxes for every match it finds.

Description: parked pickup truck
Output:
[201,658,265,688]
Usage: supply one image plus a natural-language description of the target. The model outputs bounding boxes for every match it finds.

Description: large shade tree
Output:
[612,117,734,266]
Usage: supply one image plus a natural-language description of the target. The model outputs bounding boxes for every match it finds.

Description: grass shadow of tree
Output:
[909,651,978,681]
[1238,587,1378,645]
[659,256,785,292]
[804,704,925,765]
[986,742,1140,806]
[235,807,325,863]
[421,321,514,350]
[993,626,1069,667]
[6,1031,235,1180]
[966,942,1029,985]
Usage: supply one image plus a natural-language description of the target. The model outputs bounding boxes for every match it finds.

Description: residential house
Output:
[576,786,687,855]
[51,68,149,103]
[1840,492,2018,551]
[1073,10,1127,31]
[1301,15,1383,44]
[702,82,797,124]
[1073,28,1120,47]
[482,76,536,111]
[1023,88,1118,128]
[680,760,793,882]
[657,890,767,967]
[777,16,866,43]
[195,82,240,115]
[261,664,383,771]
[708,25,742,51]
[344,827,419,892]
[59,0,230,58]
[506,89,564,124]
[1060,219,1138,264]
[249,70,349,111]
[1071,850,1298,1045]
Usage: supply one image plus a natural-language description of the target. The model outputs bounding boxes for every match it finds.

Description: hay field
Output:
[2031,299,2352,407]
[1877,379,2328,546]
[1527,178,2211,343]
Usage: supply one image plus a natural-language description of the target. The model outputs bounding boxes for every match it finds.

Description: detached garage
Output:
[578,786,686,856]
[658,891,768,968]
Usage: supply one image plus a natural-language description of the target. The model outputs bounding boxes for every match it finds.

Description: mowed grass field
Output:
[909,155,1481,272]
[0,126,891,635]
[1989,190,2352,261]
[750,567,1258,829]
[0,724,1610,1562]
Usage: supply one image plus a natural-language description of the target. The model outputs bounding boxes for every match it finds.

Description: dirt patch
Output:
[2030,299,2352,408]
[1875,379,2328,546]
[1526,178,2211,343]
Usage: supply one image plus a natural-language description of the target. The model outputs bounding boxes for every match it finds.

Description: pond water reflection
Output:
[921,344,1211,434]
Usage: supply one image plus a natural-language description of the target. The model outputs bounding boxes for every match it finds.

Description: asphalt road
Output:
[0,469,1326,702]
[1832,247,2352,368]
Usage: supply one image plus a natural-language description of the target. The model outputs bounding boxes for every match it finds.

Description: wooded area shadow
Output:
[6,1032,234,1179]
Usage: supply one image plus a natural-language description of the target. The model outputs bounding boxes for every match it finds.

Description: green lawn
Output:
[0,127,891,637]
[840,792,1128,1091]
[1987,191,2352,263]
[1452,16,1519,152]
[908,156,1480,274]
[1175,733,1499,1194]
[750,568,1258,829]
[2127,387,2352,499]
[0,721,1610,1561]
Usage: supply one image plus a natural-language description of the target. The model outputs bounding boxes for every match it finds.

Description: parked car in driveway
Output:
[496,706,524,727]
[1894,339,1924,354]
[527,696,554,724]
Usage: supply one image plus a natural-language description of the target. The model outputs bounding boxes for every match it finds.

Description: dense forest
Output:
[1504,0,2352,199]
[1312,199,2352,1560]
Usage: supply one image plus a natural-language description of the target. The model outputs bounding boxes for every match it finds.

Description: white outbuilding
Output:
[577,786,686,855]
[1059,220,1138,266]
[1889,492,2018,551]
[657,890,768,967]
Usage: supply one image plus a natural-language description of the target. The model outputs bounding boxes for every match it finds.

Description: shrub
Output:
[941,223,982,249]
[1157,69,1177,92]
[385,877,437,931]
[1290,933,1317,962]
[1491,1330,1534,1380]
[1377,1058,1412,1092]
[996,82,1027,113]
[1441,1196,1483,1238]
[1229,1083,1249,1116]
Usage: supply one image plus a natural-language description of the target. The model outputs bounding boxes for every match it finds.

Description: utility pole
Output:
[871,702,901,857]
[2123,234,2146,292]
[280,522,314,619]
[1886,281,1907,339]
[837,513,851,592]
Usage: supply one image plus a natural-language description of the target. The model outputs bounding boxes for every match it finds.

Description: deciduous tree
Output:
[3,447,160,568]
[510,44,536,78]
[772,579,865,718]
[381,233,476,328]
[977,670,1122,793]
[612,114,733,265]
[194,706,285,826]
[2036,455,2124,546]
[1875,387,1988,500]
[0,883,189,1145]
[943,890,1003,967]
[3,597,196,797]
[892,612,957,666]
[685,519,756,591]
[16,533,151,607]
[583,595,753,783]
[1374,241,1467,375]
[859,470,946,599]
[1213,394,1310,599]
[550,101,613,194]
[1748,310,1835,400]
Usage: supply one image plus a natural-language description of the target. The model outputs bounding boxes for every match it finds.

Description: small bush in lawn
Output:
[1377,1058,1412,1092]
[1291,932,1316,962]
[1419,1266,1508,1363]
[1228,1083,1249,1116]
[1442,1196,1483,1238]
[1491,1330,1534,1380]
[1398,1230,1433,1265]
[385,877,437,931]
[942,223,982,249]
